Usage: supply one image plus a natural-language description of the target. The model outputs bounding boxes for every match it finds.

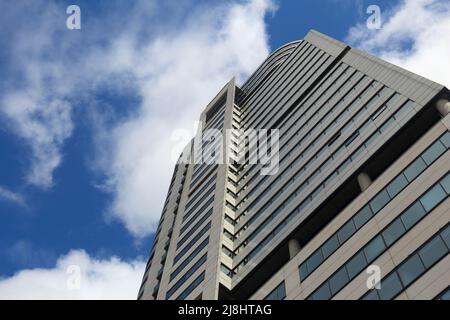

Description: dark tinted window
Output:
[397,254,425,287]
[382,219,406,247]
[418,236,447,268]
[420,184,446,211]
[401,202,426,229]
[322,234,340,259]
[421,141,445,165]
[370,190,390,213]
[338,220,356,243]
[307,250,324,272]
[353,205,373,229]
[312,282,331,300]
[404,158,426,182]
[379,273,403,300]
[329,267,349,295]
[346,251,367,279]
[364,235,386,262]
[386,174,408,198]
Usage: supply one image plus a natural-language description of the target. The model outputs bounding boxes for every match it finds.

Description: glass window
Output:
[382,219,406,247]
[404,158,426,182]
[421,141,446,165]
[265,282,286,300]
[312,282,331,300]
[307,249,324,272]
[370,189,390,213]
[299,263,309,281]
[353,205,373,229]
[397,254,425,287]
[440,131,450,149]
[362,290,379,300]
[440,174,450,194]
[420,184,446,212]
[277,282,286,300]
[418,236,447,268]
[386,174,408,198]
[176,272,205,300]
[329,267,349,295]
[338,220,356,243]
[346,251,367,279]
[322,234,340,259]
[379,273,403,300]
[401,202,427,230]
[394,100,413,119]
[440,226,450,248]
[364,235,386,262]
[365,131,381,148]
[379,117,395,133]
[371,105,387,120]
[438,288,450,300]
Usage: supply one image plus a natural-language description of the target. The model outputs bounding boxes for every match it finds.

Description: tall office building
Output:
[138,30,450,300]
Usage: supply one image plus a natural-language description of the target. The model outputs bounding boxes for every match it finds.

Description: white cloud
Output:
[0,3,74,189]
[90,0,274,237]
[0,250,145,300]
[0,186,25,207]
[0,0,273,237]
[346,0,450,87]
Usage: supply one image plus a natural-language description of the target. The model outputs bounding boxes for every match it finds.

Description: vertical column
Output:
[437,99,450,117]
[288,239,301,259]
[357,172,372,192]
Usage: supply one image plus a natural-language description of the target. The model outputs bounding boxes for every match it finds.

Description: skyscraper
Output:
[138,30,450,300]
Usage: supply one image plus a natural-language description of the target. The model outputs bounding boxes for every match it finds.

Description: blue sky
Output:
[0,0,449,299]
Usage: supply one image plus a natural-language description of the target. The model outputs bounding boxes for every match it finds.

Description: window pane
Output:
[400,202,425,230]
[265,291,276,300]
[421,141,446,165]
[299,263,309,281]
[420,184,446,212]
[441,174,450,194]
[277,282,286,300]
[362,290,379,300]
[440,131,450,148]
[346,251,367,279]
[338,220,356,243]
[440,225,450,248]
[404,158,426,182]
[386,174,408,198]
[307,250,324,272]
[380,117,395,133]
[382,219,406,247]
[353,205,373,229]
[397,254,425,287]
[322,234,340,259]
[364,235,386,262]
[312,282,331,300]
[394,100,413,119]
[370,190,390,213]
[329,267,349,295]
[379,273,403,300]
[439,289,450,300]
[419,236,447,268]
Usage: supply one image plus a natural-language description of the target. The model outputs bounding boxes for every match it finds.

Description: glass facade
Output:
[307,172,450,300]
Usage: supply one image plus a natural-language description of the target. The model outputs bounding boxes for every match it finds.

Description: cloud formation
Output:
[0,186,26,207]
[0,2,75,189]
[0,0,274,237]
[346,0,450,87]
[94,0,274,237]
[0,250,145,300]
